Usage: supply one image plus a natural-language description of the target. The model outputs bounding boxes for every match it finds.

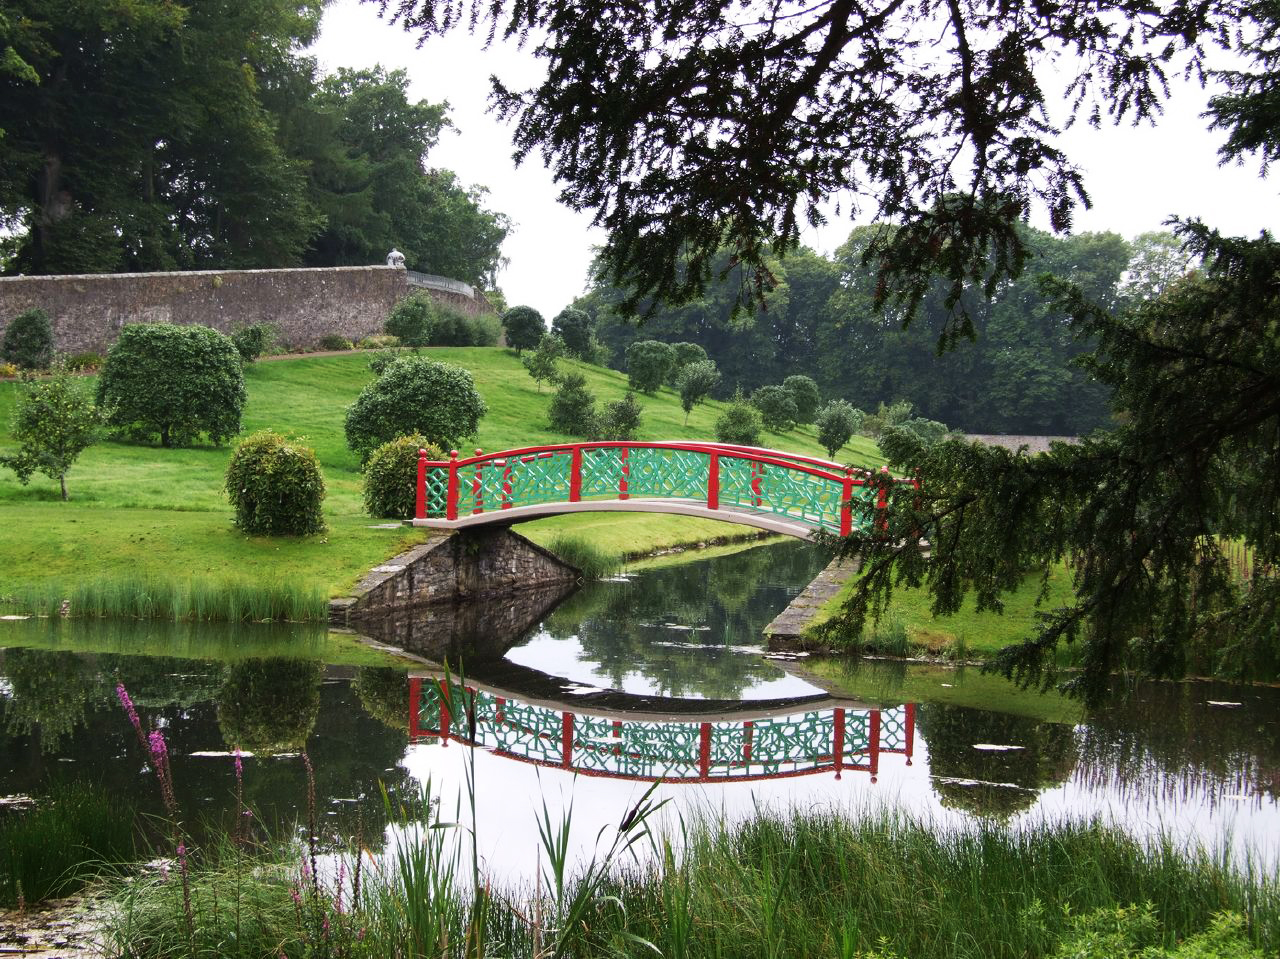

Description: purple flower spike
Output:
[148,729,168,763]
[234,748,243,779]
[116,684,141,730]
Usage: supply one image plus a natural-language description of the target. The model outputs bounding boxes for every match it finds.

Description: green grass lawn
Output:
[0,348,883,598]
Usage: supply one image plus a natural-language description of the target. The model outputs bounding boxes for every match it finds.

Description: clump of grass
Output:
[0,784,138,907]
[545,533,621,579]
[1,575,328,623]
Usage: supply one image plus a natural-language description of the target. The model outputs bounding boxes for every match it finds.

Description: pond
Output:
[1,539,1277,882]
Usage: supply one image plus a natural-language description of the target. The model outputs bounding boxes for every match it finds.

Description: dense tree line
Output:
[0,1,508,286]
[580,228,1181,435]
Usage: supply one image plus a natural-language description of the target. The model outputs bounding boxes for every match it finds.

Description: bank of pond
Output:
[1,539,1277,957]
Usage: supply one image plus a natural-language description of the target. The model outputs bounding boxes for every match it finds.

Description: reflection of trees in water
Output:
[355,667,411,734]
[0,648,96,752]
[917,704,1077,820]
[1073,681,1280,809]
[538,541,831,698]
[217,658,325,754]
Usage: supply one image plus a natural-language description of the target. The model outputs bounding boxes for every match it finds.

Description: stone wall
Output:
[0,264,491,355]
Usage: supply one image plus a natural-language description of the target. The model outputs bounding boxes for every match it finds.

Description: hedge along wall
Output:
[0,265,491,355]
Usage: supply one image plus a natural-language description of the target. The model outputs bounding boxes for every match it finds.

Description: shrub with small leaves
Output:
[548,371,598,437]
[815,399,864,459]
[224,431,327,536]
[678,359,721,424]
[2,308,54,370]
[385,292,436,346]
[368,347,416,376]
[626,340,675,394]
[344,356,486,462]
[715,391,763,447]
[362,434,445,519]
[782,374,821,424]
[230,323,277,363]
[752,384,799,432]
[668,341,709,385]
[597,391,644,440]
[317,334,353,351]
[523,332,565,391]
[551,306,594,357]
[97,324,245,447]
[501,305,546,353]
[359,334,400,350]
[62,352,103,371]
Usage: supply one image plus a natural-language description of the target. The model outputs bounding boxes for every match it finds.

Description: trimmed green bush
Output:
[752,384,799,432]
[224,431,327,536]
[783,374,821,424]
[62,351,103,371]
[385,291,435,346]
[551,306,594,356]
[715,391,763,446]
[548,371,598,436]
[2,308,54,370]
[387,293,501,347]
[97,324,245,447]
[317,333,353,351]
[217,658,323,753]
[598,391,644,440]
[363,433,445,519]
[344,355,486,462]
[501,305,546,353]
[230,323,276,362]
[626,340,675,393]
[668,341,709,385]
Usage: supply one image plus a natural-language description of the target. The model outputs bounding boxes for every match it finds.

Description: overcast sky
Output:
[313,0,1280,317]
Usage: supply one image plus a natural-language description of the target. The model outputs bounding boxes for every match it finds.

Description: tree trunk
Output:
[60,474,68,501]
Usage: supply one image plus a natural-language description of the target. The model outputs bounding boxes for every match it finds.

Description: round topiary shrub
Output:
[217,658,324,754]
[384,292,436,347]
[751,384,800,432]
[715,392,764,447]
[97,323,245,447]
[501,305,546,354]
[344,355,487,463]
[363,434,445,518]
[2,308,55,370]
[224,431,327,536]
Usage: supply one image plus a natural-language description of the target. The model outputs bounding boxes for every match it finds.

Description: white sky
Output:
[312,0,1280,317]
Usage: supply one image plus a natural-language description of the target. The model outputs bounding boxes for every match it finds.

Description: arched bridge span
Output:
[412,441,916,540]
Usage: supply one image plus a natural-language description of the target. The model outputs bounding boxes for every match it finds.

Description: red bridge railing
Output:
[414,441,916,537]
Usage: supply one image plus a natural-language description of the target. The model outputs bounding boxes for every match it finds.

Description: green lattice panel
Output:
[720,457,758,506]
[841,712,873,759]
[416,680,477,737]
[623,447,710,500]
[878,706,908,752]
[486,696,566,765]
[845,483,880,534]
[749,710,838,768]
[573,716,702,779]
[423,467,449,516]
[502,451,574,508]
[579,448,628,498]
[719,458,847,533]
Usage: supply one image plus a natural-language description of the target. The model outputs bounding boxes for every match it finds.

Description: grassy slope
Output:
[0,349,882,596]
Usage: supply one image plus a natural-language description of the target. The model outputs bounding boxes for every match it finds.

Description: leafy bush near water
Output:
[224,431,327,536]
[362,434,445,519]
[96,324,245,447]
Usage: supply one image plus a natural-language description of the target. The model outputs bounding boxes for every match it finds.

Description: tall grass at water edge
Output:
[2,574,328,623]
[103,801,1280,958]
[544,533,622,580]
[1,784,137,908]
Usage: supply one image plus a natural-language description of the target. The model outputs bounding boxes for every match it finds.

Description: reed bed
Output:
[545,533,623,580]
[2,574,329,623]
[102,803,1278,959]
[0,784,137,908]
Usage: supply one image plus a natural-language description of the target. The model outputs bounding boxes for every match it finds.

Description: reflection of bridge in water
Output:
[409,678,914,783]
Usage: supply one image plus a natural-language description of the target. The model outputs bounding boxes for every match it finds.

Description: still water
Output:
[1,539,1277,878]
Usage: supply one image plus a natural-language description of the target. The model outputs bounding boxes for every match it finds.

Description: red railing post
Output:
[618,447,630,500]
[439,679,451,747]
[561,712,574,768]
[408,677,422,741]
[415,449,428,519]
[569,445,582,502]
[876,465,889,534]
[904,703,915,765]
[840,466,854,536]
[833,708,845,779]
[707,452,720,509]
[472,449,484,514]
[698,723,712,780]
[869,709,881,779]
[751,461,762,507]
[742,720,753,764]
[446,450,459,520]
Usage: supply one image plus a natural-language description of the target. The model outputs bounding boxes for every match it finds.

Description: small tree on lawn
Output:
[678,359,721,424]
[597,391,644,440]
[96,324,245,447]
[626,340,675,394]
[2,308,54,370]
[502,305,545,354]
[815,400,864,459]
[344,356,486,463]
[548,371,598,437]
[551,306,594,357]
[751,384,799,432]
[523,332,565,391]
[668,341,709,385]
[783,374,821,425]
[0,364,107,500]
[715,390,763,447]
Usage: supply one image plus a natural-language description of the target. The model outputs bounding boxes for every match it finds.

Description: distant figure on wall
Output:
[386,249,406,268]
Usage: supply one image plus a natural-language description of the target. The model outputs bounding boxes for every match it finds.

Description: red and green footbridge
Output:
[413,441,916,540]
